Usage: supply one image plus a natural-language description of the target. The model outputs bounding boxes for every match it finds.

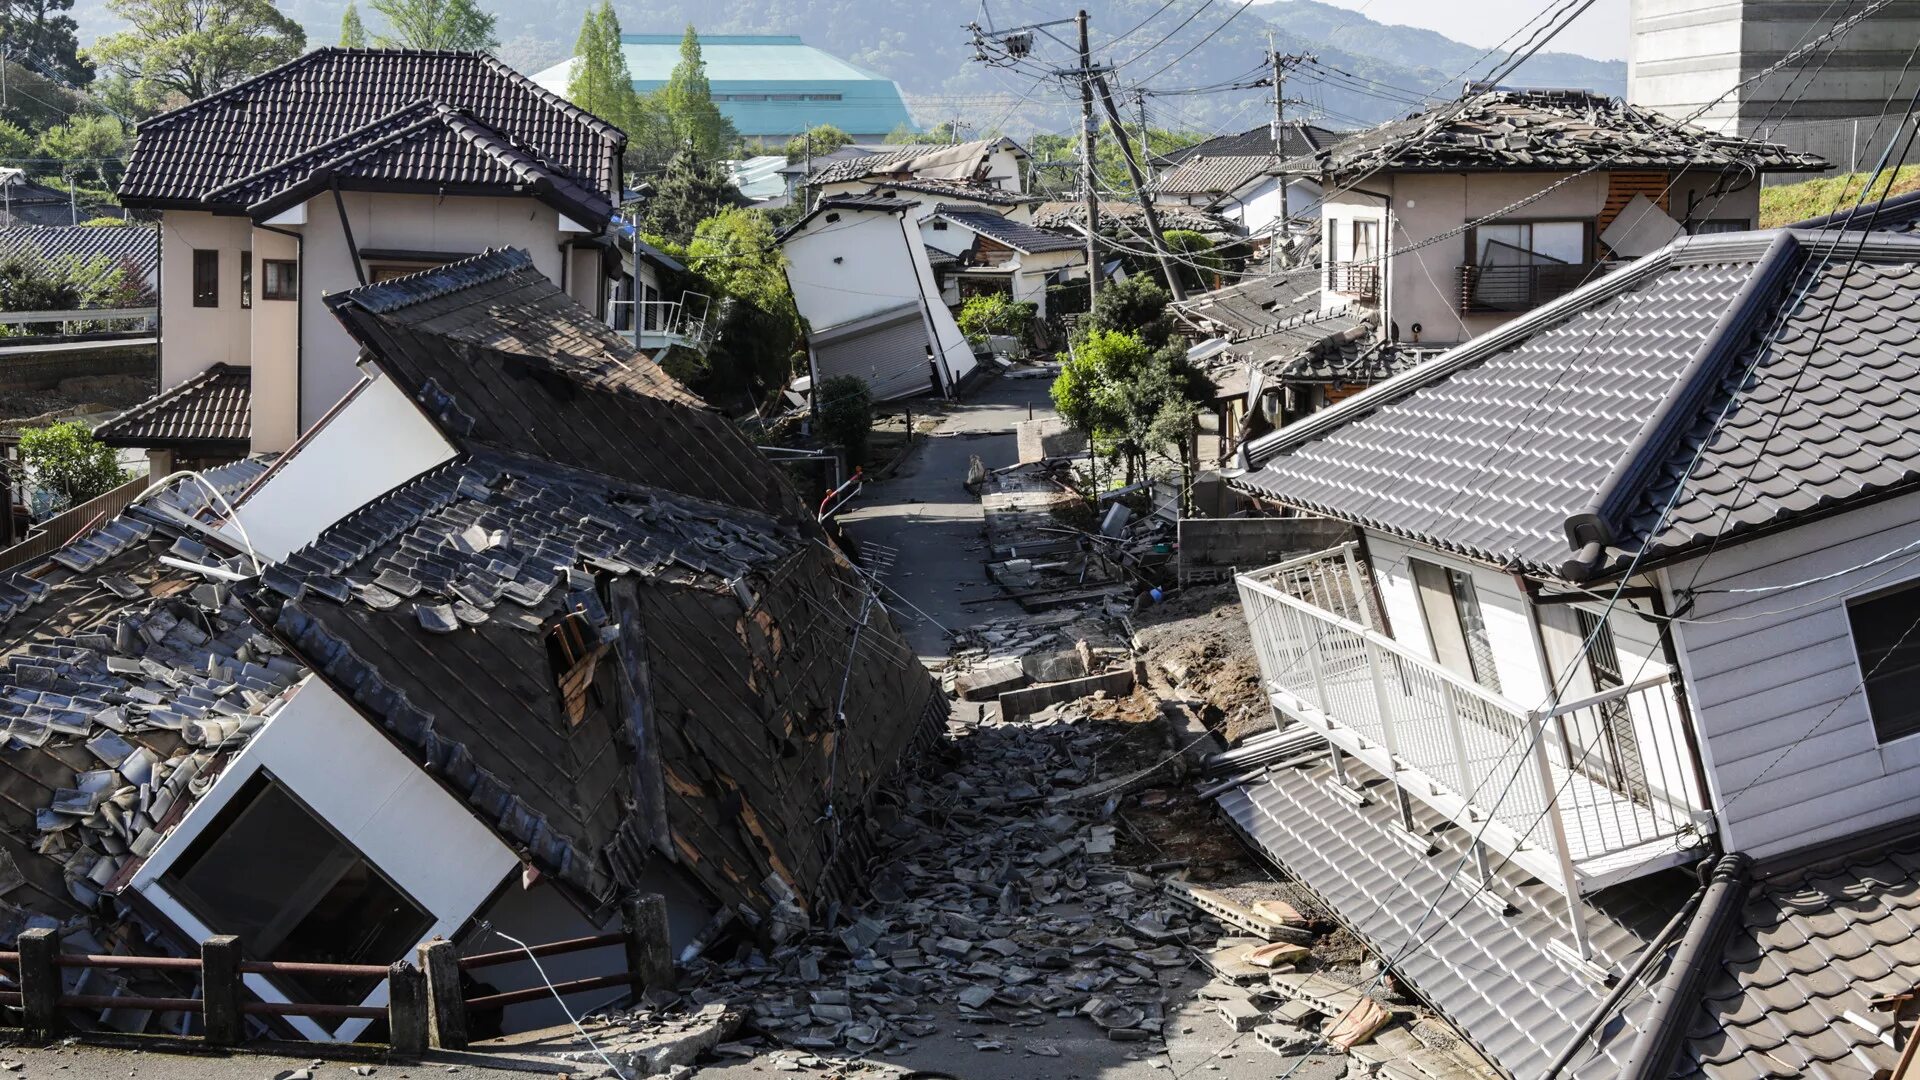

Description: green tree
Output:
[370,0,498,50]
[956,292,1036,344]
[36,114,128,186]
[686,208,790,319]
[641,147,738,244]
[1,0,92,85]
[88,0,304,104]
[1081,274,1174,349]
[339,0,368,46]
[17,421,127,512]
[661,26,734,159]
[784,124,851,164]
[567,1,639,132]
[1051,327,1205,485]
[1163,229,1223,292]
[818,374,874,465]
[0,120,32,161]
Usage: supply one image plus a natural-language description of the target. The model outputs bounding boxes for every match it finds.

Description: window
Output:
[1471,220,1587,266]
[1350,219,1379,264]
[1410,558,1503,692]
[261,259,299,300]
[240,252,252,309]
[1688,218,1751,235]
[161,773,433,1002]
[1849,579,1920,743]
[192,250,219,308]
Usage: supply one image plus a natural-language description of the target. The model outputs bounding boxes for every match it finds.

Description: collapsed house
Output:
[0,248,939,1041]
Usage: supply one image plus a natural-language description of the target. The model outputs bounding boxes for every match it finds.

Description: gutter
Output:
[1617,852,1752,1080]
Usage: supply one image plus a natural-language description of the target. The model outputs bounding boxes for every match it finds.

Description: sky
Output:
[1311,0,1633,61]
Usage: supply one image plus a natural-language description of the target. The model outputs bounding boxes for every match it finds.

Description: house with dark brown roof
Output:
[106,48,629,470]
[921,204,1087,320]
[1150,121,1346,244]
[1293,87,1825,349]
[1214,219,1920,1080]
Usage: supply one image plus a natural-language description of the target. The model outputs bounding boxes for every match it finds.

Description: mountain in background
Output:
[67,0,1625,136]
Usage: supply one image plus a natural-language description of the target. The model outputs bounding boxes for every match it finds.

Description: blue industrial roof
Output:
[530,34,916,140]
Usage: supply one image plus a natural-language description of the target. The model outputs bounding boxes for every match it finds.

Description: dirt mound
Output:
[1133,583,1268,744]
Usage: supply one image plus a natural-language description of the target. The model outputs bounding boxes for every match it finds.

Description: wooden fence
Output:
[0,474,149,572]
[0,894,671,1054]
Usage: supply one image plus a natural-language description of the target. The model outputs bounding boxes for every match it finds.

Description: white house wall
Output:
[157,212,254,386]
[225,372,456,562]
[131,676,519,1042]
[249,225,302,452]
[1665,488,1920,859]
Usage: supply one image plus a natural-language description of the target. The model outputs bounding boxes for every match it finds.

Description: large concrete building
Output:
[534,34,916,145]
[1629,0,1920,173]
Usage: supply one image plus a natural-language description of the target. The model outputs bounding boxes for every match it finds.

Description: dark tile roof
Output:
[0,461,295,925]
[206,101,613,226]
[1153,154,1280,198]
[1172,276,1325,338]
[1218,758,1695,1080]
[932,205,1083,254]
[1672,830,1920,1080]
[0,173,117,226]
[1790,188,1920,234]
[1032,200,1244,237]
[1281,339,1434,384]
[1158,121,1344,168]
[1294,89,1828,182]
[863,178,1036,206]
[119,48,623,210]
[0,225,158,281]
[95,364,251,450]
[323,248,800,521]
[1236,229,1920,581]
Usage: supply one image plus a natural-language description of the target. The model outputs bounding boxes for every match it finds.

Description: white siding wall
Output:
[1667,489,1920,858]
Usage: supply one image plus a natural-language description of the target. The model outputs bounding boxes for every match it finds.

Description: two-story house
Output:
[97,48,627,471]
[1215,212,1920,1079]
[1151,120,1344,244]
[1295,87,1824,348]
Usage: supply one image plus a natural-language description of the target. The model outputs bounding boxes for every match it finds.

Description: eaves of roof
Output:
[774,194,915,243]
[94,363,252,449]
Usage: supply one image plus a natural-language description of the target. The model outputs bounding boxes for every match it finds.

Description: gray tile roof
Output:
[1172,277,1325,339]
[0,225,157,283]
[95,364,251,450]
[1235,229,1920,582]
[1158,121,1344,168]
[1031,200,1244,237]
[862,178,1036,206]
[205,101,613,226]
[806,138,1019,185]
[1218,757,1694,1080]
[119,48,623,210]
[932,205,1082,254]
[1294,89,1827,183]
[1153,154,1280,198]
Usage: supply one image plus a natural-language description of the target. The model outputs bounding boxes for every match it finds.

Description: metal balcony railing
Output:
[1456,262,1623,314]
[609,291,713,351]
[1237,543,1707,957]
[1326,261,1379,300]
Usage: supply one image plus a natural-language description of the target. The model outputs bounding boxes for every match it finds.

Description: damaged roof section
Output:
[0,461,304,926]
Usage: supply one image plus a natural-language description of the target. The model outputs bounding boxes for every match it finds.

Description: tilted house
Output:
[1218,220,1920,1078]
[921,204,1087,320]
[100,48,628,468]
[0,248,939,1042]
[805,138,1031,203]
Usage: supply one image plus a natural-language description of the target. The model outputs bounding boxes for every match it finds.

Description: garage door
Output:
[812,305,935,402]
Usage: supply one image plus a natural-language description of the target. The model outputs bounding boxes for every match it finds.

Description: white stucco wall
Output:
[248,225,302,453]
[157,212,254,386]
[132,675,520,1042]
[785,208,921,332]
[226,372,456,562]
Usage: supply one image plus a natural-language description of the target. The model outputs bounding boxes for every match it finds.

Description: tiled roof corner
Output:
[94,364,251,449]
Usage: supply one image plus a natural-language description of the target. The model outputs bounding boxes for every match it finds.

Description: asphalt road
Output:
[838,373,1059,659]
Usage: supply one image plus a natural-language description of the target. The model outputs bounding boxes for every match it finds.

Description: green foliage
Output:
[818,374,874,464]
[1081,274,1173,349]
[661,26,735,159]
[1026,126,1207,198]
[956,292,1035,344]
[567,1,641,132]
[0,120,32,161]
[35,114,128,186]
[641,147,739,245]
[1,0,92,86]
[0,251,154,333]
[883,121,961,145]
[89,0,305,103]
[784,124,851,164]
[1163,229,1223,292]
[340,0,368,45]
[77,215,131,226]
[16,421,127,512]
[1051,327,1206,484]
[370,0,499,49]
[670,208,799,397]
[686,208,789,316]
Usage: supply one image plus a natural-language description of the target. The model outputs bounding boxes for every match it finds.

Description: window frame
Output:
[192,249,220,308]
[1846,575,1920,745]
[240,251,252,309]
[260,258,299,301]
[1409,556,1503,693]
[1464,217,1595,267]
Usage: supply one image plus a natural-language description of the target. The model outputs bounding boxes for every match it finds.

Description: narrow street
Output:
[838,374,1057,658]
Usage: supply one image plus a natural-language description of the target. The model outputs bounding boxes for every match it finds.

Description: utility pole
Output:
[1077,9,1099,308]
[1135,91,1158,189]
[1093,74,1185,300]
[1271,47,1315,256]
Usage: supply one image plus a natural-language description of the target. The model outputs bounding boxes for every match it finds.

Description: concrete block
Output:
[960,660,1029,701]
[998,666,1135,720]
[1218,996,1266,1032]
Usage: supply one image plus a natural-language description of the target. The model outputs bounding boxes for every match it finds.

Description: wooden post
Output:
[201,935,243,1046]
[623,893,674,990]
[417,939,467,1050]
[17,927,58,1041]
[387,960,428,1058]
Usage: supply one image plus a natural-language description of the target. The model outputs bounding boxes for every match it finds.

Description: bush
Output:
[956,293,1037,344]
[18,421,128,513]
[817,374,874,465]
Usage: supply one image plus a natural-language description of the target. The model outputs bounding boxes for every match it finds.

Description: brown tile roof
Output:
[1032,200,1244,236]
[119,48,623,210]
[94,364,250,450]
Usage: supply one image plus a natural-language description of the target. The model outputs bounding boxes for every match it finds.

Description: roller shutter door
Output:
[812,307,934,402]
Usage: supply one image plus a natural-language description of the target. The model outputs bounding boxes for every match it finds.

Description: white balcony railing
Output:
[609,291,712,352]
[1237,544,1708,955]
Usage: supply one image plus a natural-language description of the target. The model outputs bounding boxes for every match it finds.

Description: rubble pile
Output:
[1134,583,1270,744]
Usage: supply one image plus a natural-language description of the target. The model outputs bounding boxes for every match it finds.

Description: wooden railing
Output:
[0,894,672,1052]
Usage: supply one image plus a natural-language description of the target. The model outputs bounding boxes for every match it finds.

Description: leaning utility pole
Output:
[1077,9,1100,308]
[1093,74,1185,300]
[1271,47,1315,248]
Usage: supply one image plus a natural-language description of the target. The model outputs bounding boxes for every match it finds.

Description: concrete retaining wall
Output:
[1177,517,1356,584]
[1016,417,1087,463]
[0,342,156,392]
[998,664,1138,720]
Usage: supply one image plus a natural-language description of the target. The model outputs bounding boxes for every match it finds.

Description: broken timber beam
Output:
[624,893,675,989]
